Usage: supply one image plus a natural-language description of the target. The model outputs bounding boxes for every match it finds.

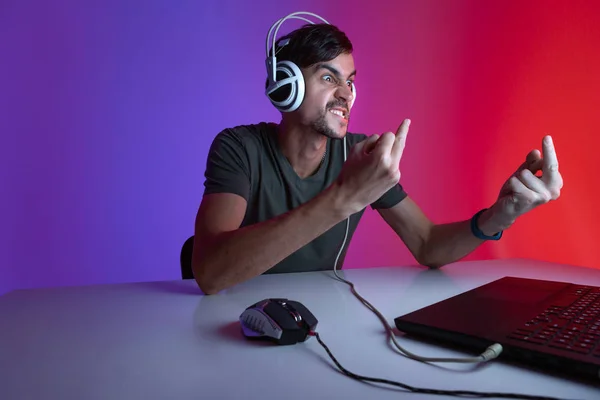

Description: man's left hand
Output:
[487,135,564,231]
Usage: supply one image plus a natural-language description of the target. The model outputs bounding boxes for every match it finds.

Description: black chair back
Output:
[180,236,195,279]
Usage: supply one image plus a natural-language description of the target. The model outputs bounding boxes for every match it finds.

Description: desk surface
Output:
[1,258,599,399]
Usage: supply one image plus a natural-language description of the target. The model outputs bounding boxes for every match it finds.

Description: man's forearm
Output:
[420,206,512,268]
[194,183,352,294]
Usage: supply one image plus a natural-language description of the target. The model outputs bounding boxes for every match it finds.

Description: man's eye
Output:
[323,75,332,82]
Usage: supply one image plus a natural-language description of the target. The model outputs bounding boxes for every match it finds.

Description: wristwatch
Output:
[470,209,503,240]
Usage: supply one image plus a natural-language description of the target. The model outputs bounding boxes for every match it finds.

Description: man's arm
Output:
[193,184,354,295]
[194,121,410,294]
[377,196,508,268]
[379,135,563,268]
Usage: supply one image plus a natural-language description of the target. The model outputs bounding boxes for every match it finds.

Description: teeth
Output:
[329,109,345,118]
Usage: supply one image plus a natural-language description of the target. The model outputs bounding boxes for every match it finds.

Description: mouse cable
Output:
[308,331,576,400]
[332,216,503,363]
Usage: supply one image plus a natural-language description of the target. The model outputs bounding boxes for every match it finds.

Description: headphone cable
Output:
[309,137,581,399]
[308,331,577,400]
[332,137,500,363]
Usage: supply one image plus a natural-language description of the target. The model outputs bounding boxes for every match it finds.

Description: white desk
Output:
[1,259,599,399]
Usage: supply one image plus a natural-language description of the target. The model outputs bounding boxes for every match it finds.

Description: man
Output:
[192,21,563,295]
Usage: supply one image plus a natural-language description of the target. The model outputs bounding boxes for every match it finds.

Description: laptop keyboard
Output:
[507,285,600,356]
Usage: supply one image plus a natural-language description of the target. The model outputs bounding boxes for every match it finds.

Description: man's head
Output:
[266,23,355,139]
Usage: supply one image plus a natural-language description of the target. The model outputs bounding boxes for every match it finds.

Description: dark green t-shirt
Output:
[202,122,407,274]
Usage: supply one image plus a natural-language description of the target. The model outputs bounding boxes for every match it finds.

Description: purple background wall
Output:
[2,0,599,295]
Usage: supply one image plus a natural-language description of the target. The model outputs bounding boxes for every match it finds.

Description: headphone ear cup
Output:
[265,60,305,112]
[269,70,294,102]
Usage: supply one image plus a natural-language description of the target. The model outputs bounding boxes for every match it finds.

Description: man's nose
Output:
[336,84,353,105]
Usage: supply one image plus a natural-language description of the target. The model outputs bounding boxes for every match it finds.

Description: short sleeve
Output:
[203,129,251,201]
[370,183,408,210]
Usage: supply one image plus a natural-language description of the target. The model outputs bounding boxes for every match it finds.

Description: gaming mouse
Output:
[239,298,318,345]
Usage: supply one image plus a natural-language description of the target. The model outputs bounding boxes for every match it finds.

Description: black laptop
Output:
[394,276,600,381]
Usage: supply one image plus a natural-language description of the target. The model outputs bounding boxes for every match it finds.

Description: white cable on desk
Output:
[332,136,503,364]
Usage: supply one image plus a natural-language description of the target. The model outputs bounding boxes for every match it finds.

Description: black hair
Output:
[271,23,353,69]
[265,23,353,100]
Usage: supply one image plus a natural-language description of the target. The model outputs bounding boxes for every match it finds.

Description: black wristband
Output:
[470,209,502,241]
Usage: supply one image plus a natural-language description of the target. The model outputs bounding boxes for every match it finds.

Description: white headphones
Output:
[265,11,356,113]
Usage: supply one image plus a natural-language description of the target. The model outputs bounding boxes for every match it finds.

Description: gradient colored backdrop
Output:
[2,0,599,295]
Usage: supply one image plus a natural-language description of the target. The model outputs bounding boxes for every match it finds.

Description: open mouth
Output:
[328,108,348,120]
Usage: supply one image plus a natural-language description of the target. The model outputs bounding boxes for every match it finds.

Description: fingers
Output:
[371,132,396,157]
[517,169,551,201]
[526,149,542,168]
[528,159,543,175]
[508,173,556,208]
[508,174,549,205]
[542,136,558,172]
[391,119,410,162]
[363,134,380,154]
[502,137,563,207]
[508,176,530,198]
[541,135,561,189]
[353,134,380,155]
[368,119,410,160]
[513,149,541,177]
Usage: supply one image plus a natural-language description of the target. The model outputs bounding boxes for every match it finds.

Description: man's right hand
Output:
[334,119,411,214]
[194,119,411,294]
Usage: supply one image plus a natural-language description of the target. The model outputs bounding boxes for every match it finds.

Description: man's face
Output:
[295,52,356,139]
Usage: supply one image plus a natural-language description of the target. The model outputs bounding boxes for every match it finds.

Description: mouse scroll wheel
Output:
[291,312,302,324]
[281,303,303,326]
